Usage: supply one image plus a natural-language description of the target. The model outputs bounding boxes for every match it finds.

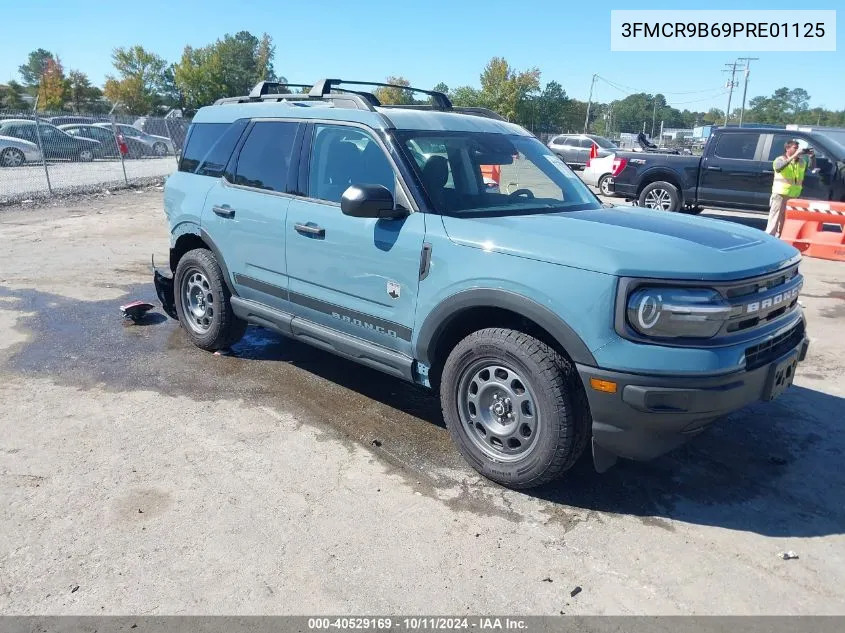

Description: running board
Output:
[230,297,415,382]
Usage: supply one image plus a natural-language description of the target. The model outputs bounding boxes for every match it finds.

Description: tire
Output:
[440,328,590,489]
[77,148,94,162]
[153,142,167,157]
[683,206,704,215]
[598,174,613,196]
[174,248,247,351]
[0,147,25,168]
[638,181,681,211]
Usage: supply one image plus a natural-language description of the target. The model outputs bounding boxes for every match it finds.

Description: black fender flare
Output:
[414,288,597,367]
[170,226,238,297]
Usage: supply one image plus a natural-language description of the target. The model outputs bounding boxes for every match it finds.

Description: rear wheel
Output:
[0,147,25,167]
[638,181,681,211]
[598,174,613,196]
[77,148,94,162]
[174,248,246,351]
[440,328,589,489]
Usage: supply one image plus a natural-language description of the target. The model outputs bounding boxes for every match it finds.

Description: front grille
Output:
[744,320,805,370]
[720,264,802,336]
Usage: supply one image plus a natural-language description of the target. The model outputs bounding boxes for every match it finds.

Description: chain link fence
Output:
[0,109,191,204]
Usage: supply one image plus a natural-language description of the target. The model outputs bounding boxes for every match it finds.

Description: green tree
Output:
[478,57,540,121]
[173,31,277,109]
[18,49,55,93]
[432,82,449,95]
[0,81,29,110]
[373,76,415,105]
[104,45,168,114]
[449,85,481,107]
[38,56,68,111]
[67,70,103,113]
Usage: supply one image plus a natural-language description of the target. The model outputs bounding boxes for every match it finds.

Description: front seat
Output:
[320,140,363,203]
[421,155,451,211]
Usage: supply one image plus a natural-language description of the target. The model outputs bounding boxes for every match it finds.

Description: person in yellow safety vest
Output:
[767,139,815,237]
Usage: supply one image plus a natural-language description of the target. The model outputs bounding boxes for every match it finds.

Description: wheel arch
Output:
[415,288,597,385]
[169,226,236,296]
[636,169,683,197]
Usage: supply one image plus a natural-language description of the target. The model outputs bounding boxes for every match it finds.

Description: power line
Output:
[595,75,727,96]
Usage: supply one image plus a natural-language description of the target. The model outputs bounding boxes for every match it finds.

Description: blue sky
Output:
[1,0,841,112]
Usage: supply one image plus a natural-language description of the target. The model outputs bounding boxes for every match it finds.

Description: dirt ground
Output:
[1,189,844,615]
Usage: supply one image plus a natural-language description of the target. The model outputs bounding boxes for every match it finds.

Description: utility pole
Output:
[584,73,597,134]
[723,61,741,126]
[737,57,759,127]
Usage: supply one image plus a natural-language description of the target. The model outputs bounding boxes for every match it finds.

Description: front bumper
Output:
[577,335,809,467]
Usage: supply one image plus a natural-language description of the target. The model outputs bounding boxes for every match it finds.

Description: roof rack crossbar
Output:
[310,79,452,110]
[213,91,377,111]
[248,81,313,99]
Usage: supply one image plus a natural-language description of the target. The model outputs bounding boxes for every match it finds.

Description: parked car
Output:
[153,78,810,489]
[0,134,42,167]
[547,133,617,169]
[0,119,100,162]
[58,123,147,159]
[580,153,620,196]
[612,126,845,212]
[49,115,97,127]
[95,123,174,156]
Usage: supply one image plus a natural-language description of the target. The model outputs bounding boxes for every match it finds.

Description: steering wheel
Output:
[509,188,535,199]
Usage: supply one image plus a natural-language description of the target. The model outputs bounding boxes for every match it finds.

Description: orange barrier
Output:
[480,164,501,185]
[781,199,845,262]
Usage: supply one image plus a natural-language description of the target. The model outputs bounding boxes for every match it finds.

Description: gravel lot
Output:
[1,189,843,615]
[0,158,176,201]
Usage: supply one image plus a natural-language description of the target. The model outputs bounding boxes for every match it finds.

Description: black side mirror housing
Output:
[341,184,407,219]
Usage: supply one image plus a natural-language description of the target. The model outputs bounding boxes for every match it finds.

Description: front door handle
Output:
[294,223,325,238]
[213,205,235,219]
[705,166,722,172]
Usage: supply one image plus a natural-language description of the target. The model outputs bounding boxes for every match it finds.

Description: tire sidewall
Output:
[174,250,229,350]
[599,174,612,196]
[1,148,24,167]
[639,181,680,211]
[441,336,575,487]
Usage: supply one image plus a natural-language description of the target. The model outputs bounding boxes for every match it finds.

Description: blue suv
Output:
[154,79,810,489]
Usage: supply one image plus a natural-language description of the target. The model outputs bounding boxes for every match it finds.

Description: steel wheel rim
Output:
[600,177,613,195]
[457,359,541,462]
[644,188,672,210]
[2,149,23,167]
[182,268,215,334]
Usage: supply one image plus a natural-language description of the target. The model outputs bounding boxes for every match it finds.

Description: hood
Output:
[441,205,800,281]
[0,134,38,150]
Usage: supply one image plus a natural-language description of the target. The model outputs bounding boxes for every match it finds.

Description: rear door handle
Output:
[213,205,235,219]
[705,166,722,172]
[294,223,325,238]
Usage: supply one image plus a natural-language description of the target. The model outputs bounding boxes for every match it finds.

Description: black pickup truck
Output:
[611,126,845,213]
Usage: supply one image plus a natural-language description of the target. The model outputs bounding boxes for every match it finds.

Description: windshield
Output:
[814,131,845,157]
[396,131,601,217]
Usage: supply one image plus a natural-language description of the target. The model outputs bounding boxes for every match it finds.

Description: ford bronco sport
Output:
[154,79,810,489]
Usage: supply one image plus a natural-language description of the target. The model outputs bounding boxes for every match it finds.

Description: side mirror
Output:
[341,184,407,219]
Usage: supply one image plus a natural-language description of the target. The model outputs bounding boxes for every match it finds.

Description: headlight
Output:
[626,287,733,339]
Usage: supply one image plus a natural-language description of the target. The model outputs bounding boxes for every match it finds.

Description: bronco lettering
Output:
[331,311,397,337]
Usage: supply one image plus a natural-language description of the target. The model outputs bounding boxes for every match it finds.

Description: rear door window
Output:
[232,120,299,192]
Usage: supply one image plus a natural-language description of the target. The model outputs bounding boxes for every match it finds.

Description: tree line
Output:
[2,34,843,135]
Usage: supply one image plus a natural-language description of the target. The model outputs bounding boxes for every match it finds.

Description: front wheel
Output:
[77,148,94,162]
[174,248,247,351]
[440,328,590,489]
[153,142,168,157]
[638,181,681,211]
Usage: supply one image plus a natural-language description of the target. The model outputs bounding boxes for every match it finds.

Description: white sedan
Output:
[0,135,42,167]
[580,152,617,196]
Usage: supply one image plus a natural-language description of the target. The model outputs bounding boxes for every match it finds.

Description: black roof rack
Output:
[212,78,507,123]
[310,79,452,110]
